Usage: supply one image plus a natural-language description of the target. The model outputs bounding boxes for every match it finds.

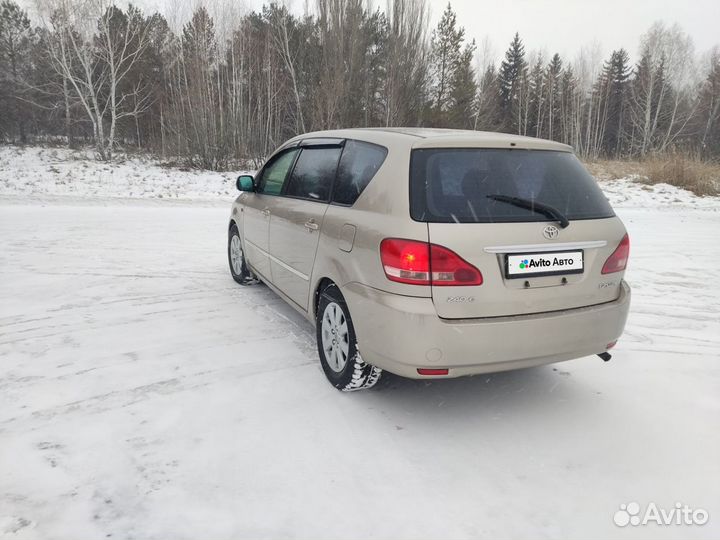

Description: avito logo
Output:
[517,257,576,270]
[613,502,709,527]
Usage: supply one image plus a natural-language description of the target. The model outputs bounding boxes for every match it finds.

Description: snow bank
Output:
[601,175,720,210]
[0,146,246,202]
[1,145,719,210]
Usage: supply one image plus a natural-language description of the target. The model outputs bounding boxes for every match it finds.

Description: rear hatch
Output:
[409,147,628,319]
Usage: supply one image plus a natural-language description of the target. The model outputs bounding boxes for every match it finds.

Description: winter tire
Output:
[228,224,257,285]
[316,284,382,391]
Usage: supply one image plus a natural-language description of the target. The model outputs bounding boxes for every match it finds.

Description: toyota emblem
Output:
[543,225,559,240]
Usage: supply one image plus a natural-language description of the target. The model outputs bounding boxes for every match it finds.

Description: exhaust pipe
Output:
[598,352,612,362]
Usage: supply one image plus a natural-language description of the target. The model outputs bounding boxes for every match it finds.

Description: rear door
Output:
[409,147,628,318]
[242,147,300,281]
[268,139,343,309]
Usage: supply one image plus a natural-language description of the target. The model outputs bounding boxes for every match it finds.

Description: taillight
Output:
[379,238,431,285]
[429,244,483,285]
[601,233,630,274]
[380,238,483,286]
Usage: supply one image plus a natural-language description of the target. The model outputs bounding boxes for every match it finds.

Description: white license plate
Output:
[506,250,584,279]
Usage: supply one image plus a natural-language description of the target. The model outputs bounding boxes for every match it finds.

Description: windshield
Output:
[409,148,615,223]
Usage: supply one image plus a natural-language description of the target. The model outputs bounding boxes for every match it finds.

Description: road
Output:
[1,201,718,539]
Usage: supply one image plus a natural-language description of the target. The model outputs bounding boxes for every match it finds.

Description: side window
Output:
[257,149,299,195]
[285,147,342,201]
[332,140,388,206]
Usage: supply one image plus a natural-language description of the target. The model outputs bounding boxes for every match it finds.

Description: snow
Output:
[0,146,247,202]
[601,176,720,210]
[2,145,719,210]
[1,146,719,539]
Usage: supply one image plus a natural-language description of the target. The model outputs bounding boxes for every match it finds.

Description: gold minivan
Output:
[228,128,631,391]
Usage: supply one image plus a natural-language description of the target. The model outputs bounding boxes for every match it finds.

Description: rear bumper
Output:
[342,281,631,379]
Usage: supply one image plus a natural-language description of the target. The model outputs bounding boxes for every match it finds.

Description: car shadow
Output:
[359,360,600,422]
[243,282,596,414]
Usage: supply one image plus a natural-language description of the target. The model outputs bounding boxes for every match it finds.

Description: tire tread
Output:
[316,284,382,391]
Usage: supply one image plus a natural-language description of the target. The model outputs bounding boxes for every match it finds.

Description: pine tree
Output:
[498,32,526,133]
[697,52,720,156]
[559,65,578,147]
[133,12,172,151]
[428,3,464,123]
[448,40,477,128]
[544,53,563,141]
[528,54,544,137]
[601,49,631,156]
[182,7,217,65]
[475,64,502,130]
[587,58,611,159]
[180,7,222,167]
[0,0,33,142]
[359,9,388,127]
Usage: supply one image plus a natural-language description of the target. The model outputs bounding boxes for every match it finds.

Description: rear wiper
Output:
[486,194,570,228]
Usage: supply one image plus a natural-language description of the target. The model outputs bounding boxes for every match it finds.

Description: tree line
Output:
[0,0,718,168]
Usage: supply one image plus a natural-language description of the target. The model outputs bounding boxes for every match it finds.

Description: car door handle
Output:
[304,219,319,231]
[261,207,270,217]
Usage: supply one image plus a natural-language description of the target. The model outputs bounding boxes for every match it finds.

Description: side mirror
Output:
[236,174,255,192]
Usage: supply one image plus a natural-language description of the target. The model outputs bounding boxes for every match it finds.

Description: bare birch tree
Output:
[1,0,717,165]
[36,0,152,159]
[628,22,698,155]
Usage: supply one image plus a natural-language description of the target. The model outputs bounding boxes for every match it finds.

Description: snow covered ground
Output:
[0,146,245,202]
[1,146,719,539]
[2,145,719,210]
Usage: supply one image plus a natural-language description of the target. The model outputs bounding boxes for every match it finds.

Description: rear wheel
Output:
[228,224,256,285]
[316,284,382,391]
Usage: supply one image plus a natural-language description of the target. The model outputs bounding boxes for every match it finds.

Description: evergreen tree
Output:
[544,53,563,141]
[428,3,464,123]
[559,65,578,146]
[134,12,172,150]
[527,54,544,137]
[182,7,217,65]
[697,52,720,156]
[181,7,223,167]
[359,10,388,127]
[475,64,502,131]
[498,32,526,133]
[0,0,33,142]
[601,49,631,156]
[448,40,477,128]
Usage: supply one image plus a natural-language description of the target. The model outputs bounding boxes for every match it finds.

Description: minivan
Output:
[228,128,631,391]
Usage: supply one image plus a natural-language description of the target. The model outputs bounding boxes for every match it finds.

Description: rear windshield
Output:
[409,148,614,223]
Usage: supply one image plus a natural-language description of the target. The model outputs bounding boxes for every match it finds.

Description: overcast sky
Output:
[231,0,720,65]
[441,0,720,63]
[19,0,720,65]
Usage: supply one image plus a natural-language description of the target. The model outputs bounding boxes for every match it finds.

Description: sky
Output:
[229,0,720,67]
[18,0,720,65]
[441,0,720,64]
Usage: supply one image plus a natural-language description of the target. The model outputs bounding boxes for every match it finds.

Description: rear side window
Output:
[285,147,341,201]
[410,149,614,223]
[258,149,299,195]
[332,140,388,205]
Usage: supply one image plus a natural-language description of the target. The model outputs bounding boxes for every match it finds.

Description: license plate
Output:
[506,250,584,279]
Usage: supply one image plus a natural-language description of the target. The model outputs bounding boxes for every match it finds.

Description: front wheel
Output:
[228,224,256,285]
[316,284,382,391]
